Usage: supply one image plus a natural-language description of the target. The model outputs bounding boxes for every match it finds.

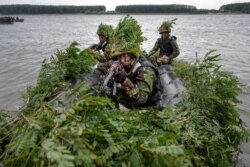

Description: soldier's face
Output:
[118,54,133,67]
[161,32,169,40]
[98,35,106,43]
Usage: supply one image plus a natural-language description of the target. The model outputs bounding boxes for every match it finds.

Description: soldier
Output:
[148,20,180,66]
[92,23,114,74]
[90,23,111,55]
[85,24,113,87]
[106,44,161,108]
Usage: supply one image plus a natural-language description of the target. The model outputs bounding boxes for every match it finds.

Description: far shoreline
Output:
[1,12,249,16]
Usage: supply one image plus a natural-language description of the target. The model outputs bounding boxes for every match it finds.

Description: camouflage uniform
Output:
[95,41,112,75]
[86,24,113,87]
[114,59,159,108]
[148,20,180,66]
[149,36,179,65]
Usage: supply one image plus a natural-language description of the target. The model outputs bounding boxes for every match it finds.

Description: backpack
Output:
[129,57,162,107]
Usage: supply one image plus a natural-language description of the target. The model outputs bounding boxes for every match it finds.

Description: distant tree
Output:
[115,5,197,13]
[0,5,106,14]
[220,2,250,13]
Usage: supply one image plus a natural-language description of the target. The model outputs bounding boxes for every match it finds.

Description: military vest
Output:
[157,36,176,56]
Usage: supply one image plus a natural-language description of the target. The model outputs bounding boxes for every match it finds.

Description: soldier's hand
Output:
[161,55,170,63]
[114,71,126,83]
[157,55,170,64]
[112,63,123,73]
[157,57,163,63]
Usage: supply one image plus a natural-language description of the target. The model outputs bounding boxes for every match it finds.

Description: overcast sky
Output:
[0,0,249,10]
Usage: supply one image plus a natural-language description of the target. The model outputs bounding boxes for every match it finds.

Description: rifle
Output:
[100,61,121,96]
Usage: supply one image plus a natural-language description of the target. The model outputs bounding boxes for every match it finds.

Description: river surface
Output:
[0,14,250,110]
[0,14,250,165]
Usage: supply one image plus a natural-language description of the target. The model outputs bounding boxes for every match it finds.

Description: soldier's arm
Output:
[122,67,154,106]
[94,43,110,62]
[148,41,160,57]
[169,39,180,59]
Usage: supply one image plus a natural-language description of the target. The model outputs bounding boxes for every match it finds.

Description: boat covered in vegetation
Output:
[0,16,248,167]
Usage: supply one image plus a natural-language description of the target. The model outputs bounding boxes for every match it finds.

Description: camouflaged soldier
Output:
[108,44,160,108]
[85,24,113,87]
[90,23,113,74]
[148,20,180,66]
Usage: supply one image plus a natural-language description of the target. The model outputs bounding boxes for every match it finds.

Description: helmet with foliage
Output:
[109,15,145,59]
[110,44,142,59]
[158,19,177,34]
[96,23,113,37]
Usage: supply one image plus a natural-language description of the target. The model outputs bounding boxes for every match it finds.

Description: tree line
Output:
[219,2,250,13]
[0,5,105,14]
[1,3,250,14]
[115,5,198,13]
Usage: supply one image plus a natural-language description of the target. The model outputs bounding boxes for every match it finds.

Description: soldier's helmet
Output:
[96,23,113,37]
[158,19,177,34]
[158,24,171,34]
[110,44,142,60]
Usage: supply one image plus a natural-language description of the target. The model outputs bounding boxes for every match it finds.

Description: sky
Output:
[0,0,249,10]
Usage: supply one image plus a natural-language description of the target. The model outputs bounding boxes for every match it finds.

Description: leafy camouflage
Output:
[158,18,177,33]
[110,15,146,58]
[96,23,113,37]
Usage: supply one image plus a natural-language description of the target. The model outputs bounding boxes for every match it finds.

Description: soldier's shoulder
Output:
[170,35,177,41]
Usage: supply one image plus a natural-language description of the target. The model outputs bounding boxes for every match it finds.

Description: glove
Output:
[114,71,126,83]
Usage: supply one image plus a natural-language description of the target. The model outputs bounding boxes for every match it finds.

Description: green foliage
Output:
[0,46,248,166]
[0,112,10,155]
[56,42,97,78]
[97,23,114,37]
[22,42,97,110]
[110,15,146,57]
[173,50,249,165]
[159,18,177,32]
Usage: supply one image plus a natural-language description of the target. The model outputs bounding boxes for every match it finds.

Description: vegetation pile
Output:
[0,47,248,166]
[23,42,98,110]
[110,15,146,57]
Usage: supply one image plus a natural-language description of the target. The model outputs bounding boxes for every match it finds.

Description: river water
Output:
[0,14,250,165]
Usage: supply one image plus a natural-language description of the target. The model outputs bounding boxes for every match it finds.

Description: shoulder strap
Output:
[170,35,177,40]
[129,62,142,81]
[129,57,158,81]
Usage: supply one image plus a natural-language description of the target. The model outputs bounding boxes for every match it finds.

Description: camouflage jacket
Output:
[93,41,112,75]
[95,41,111,63]
[148,36,180,65]
[115,61,157,108]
